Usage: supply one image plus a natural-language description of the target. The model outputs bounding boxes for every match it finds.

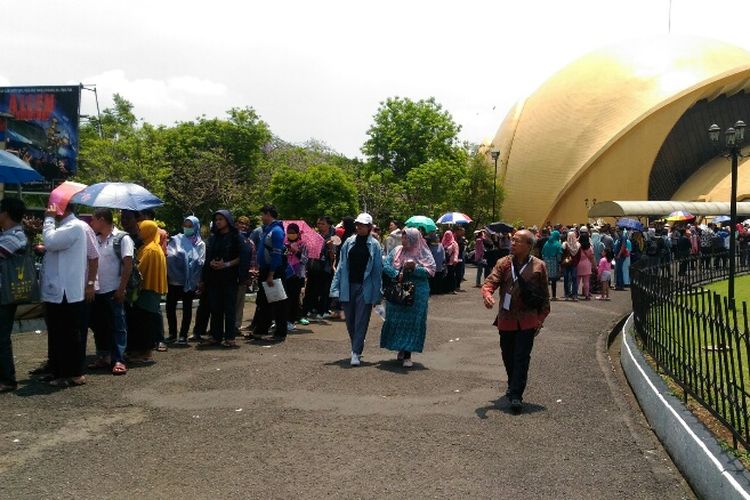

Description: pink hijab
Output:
[393,227,436,277]
[441,230,455,248]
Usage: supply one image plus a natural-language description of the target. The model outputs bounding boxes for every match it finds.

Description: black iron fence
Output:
[630,253,750,450]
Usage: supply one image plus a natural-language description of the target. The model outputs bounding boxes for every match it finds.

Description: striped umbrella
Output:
[436,212,473,224]
[664,210,695,222]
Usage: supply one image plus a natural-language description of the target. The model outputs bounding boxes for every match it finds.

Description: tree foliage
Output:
[268,164,358,222]
[362,97,461,177]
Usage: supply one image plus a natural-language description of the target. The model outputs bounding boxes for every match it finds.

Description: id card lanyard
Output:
[503,257,530,311]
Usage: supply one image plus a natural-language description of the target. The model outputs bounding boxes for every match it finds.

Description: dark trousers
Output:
[193,293,209,337]
[0,303,18,385]
[615,257,625,289]
[166,285,196,339]
[286,276,305,323]
[46,298,84,379]
[455,261,465,290]
[499,328,536,401]
[207,283,237,342]
[302,268,332,315]
[444,265,456,293]
[255,268,288,338]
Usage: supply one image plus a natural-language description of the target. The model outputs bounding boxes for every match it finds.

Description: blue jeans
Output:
[0,304,18,386]
[90,292,128,364]
[475,262,485,286]
[341,282,373,356]
[563,266,578,298]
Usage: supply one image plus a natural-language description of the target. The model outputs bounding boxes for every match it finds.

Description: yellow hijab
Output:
[138,220,168,294]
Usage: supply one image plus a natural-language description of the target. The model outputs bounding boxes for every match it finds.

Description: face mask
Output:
[183,227,195,237]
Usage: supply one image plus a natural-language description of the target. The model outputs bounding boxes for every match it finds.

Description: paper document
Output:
[262,279,288,303]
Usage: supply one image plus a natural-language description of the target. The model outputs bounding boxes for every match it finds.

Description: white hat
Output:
[354,213,373,225]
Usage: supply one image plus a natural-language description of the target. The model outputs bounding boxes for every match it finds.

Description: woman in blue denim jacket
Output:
[329,213,383,366]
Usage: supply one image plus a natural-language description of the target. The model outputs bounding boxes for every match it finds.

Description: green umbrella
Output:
[405,215,437,233]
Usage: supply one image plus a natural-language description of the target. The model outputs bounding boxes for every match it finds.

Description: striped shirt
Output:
[0,225,28,258]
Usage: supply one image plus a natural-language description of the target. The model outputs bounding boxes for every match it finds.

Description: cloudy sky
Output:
[4,0,750,157]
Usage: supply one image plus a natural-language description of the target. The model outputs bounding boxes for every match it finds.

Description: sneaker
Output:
[176,337,188,346]
[297,318,310,326]
[350,352,361,366]
[402,358,413,368]
[187,335,203,343]
[510,399,523,414]
[164,336,176,344]
[319,312,332,319]
[287,322,296,331]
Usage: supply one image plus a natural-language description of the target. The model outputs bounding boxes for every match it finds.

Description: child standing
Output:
[597,248,612,300]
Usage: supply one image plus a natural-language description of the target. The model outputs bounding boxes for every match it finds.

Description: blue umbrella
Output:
[71,182,163,211]
[616,217,643,231]
[0,150,44,183]
[713,215,731,224]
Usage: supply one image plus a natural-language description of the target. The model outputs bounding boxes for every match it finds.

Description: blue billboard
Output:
[0,85,81,181]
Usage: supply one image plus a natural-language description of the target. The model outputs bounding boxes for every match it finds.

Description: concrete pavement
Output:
[0,282,692,498]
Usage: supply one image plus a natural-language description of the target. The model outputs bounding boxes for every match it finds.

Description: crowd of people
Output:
[0,202,455,392]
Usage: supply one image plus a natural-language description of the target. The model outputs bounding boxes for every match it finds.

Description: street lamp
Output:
[490,148,500,221]
[709,119,748,309]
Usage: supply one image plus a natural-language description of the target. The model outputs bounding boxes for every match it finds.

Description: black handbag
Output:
[382,272,415,306]
[0,245,40,305]
[516,272,546,310]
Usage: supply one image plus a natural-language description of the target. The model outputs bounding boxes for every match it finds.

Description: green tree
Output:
[269,164,358,222]
[401,158,466,216]
[362,97,461,176]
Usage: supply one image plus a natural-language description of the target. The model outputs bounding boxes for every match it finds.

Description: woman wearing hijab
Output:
[576,230,596,300]
[441,230,459,294]
[541,230,563,300]
[561,230,581,301]
[330,213,383,366]
[130,220,167,363]
[380,227,436,368]
[200,210,241,348]
[284,223,308,331]
[166,216,206,346]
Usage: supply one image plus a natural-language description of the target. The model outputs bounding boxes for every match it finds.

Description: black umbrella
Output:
[485,221,514,234]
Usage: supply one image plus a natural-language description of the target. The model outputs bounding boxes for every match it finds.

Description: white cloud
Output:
[76,70,230,125]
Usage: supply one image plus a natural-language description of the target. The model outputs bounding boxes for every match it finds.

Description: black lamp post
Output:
[709,120,747,309]
[490,148,500,221]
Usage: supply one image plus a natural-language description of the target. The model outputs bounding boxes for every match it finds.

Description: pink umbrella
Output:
[49,181,87,216]
[283,220,325,259]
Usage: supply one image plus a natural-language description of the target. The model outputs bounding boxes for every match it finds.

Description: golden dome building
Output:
[487,36,750,226]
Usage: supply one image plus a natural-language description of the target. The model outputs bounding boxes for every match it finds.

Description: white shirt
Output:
[96,229,134,294]
[41,214,89,304]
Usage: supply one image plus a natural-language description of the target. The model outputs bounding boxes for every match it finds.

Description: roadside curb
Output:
[620,314,750,500]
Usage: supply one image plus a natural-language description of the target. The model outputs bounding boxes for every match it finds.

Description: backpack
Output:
[113,232,142,303]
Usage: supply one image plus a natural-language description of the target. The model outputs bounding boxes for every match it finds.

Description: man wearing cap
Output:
[330,213,383,366]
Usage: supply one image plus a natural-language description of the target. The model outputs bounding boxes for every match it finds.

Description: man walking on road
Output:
[482,229,550,413]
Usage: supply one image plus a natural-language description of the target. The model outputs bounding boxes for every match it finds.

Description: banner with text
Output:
[0,86,81,181]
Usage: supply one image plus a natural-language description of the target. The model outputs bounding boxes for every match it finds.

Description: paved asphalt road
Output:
[0,279,693,498]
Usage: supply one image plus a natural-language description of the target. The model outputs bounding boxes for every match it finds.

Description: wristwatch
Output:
[87,281,95,286]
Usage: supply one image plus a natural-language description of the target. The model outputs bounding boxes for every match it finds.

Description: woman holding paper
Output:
[329,213,383,366]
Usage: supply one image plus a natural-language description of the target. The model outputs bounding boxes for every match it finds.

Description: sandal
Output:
[222,340,240,349]
[87,358,110,370]
[49,378,70,388]
[70,376,86,386]
[156,342,168,352]
[112,362,128,376]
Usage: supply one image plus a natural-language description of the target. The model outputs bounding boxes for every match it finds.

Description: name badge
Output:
[502,292,512,311]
